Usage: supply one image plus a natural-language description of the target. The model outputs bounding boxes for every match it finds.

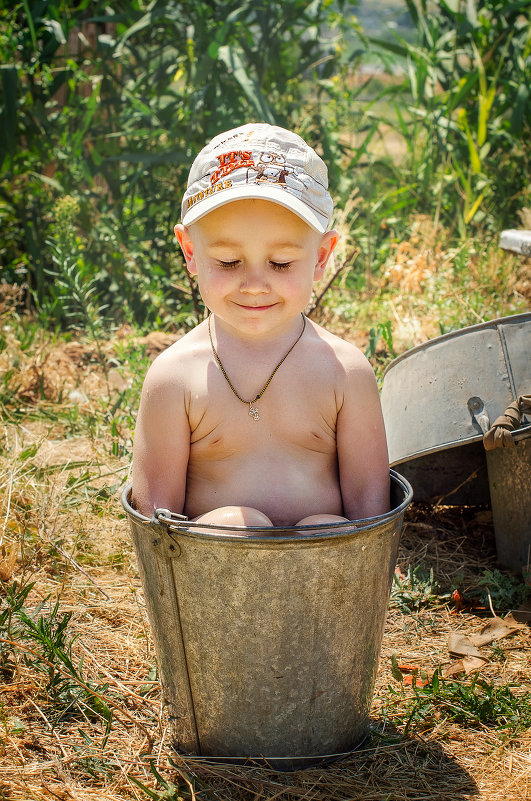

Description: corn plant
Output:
[368,0,530,232]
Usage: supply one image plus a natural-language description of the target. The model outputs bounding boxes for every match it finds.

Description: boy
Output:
[132,123,389,528]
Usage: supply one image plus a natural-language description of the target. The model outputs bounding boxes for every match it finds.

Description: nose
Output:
[240,264,270,294]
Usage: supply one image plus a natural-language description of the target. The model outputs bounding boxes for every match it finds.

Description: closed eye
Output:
[217,260,240,270]
[270,261,292,271]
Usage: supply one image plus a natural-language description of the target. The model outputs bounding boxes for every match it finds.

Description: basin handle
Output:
[483,394,531,450]
[467,396,490,435]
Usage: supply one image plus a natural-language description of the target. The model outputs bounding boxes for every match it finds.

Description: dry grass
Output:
[1,295,530,801]
[312,215,531,356]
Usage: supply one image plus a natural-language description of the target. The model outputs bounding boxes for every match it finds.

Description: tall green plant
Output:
[369,0,530,232]
[0,0,358,327]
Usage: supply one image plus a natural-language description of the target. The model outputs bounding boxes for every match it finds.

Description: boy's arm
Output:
[131,356,191,518]
[336,353,390,520]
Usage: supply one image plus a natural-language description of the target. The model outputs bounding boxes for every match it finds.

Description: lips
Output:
[237,303,276,311]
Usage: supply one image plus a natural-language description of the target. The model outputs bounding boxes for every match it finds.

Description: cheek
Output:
[196,269,233,298]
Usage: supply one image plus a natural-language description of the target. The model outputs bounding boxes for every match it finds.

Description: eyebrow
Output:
[207,240,305,251]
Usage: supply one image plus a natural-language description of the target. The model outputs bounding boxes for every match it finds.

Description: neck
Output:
[209,313,306,352]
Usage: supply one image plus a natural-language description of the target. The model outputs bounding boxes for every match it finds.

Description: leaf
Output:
[390,653,404,683]
[443,656,489,677]
[28,171,64,191]
[0,65,18,168]
[43,19,66,45]
[448,632,484,659]
[114,5,175,57]
[464,191,485,224]
[217,45,275,123]
[470,615,526,647]
[403,674,429,687]
[510,83,529,135]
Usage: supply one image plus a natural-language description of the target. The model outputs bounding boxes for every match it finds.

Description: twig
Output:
[307,248,360,317]
[53,543,111,600]
[26,697,69,759]
[1,470,14,546]
[174,766,198,800]
[434,469,480,507]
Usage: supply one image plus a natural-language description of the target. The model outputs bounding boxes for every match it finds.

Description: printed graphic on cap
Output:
[211,151,254,184]
[209,149,308,197]
[186,180,233,211]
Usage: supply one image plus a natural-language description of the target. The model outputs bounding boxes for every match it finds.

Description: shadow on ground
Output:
[172,726,478,801]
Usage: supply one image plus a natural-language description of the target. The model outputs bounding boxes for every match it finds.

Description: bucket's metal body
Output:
[486,429,531,574]
[122,471,412,768]
[381,313,530,505]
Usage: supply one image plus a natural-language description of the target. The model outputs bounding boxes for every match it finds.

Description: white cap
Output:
[181,123,334,233]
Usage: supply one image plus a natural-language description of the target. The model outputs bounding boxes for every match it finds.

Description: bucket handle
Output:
[483,394,531,451]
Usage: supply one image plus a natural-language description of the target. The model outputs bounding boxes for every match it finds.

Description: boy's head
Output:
[180,123,334,234]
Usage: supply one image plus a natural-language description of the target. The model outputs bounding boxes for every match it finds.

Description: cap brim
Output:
[182,183,328,233]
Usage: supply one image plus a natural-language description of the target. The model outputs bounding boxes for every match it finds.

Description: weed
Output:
[71,727,118,778]
[128,761,185,800]
[474,569,530,612]
[365,320,397,361]
[0,590,114,725]
[0,580,34,678]
[390,565,444,612]
[386,668,531,737]
[18,600,110,722]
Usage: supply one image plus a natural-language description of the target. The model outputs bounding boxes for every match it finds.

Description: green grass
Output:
[385,667,531,738]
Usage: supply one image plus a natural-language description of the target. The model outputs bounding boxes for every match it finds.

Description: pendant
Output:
[248,403,260,421]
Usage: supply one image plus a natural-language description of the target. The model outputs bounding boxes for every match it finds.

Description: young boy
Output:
[132,123,389,528]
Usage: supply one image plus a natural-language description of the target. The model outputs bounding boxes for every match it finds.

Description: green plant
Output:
[0,587,114,724]
[18,599,112,722]
[475,569,530,612]
[368,0,530,232]
[0,580,35,678]
[44,196,108,336]
[1,0,358,328]
[387,667,531,737]
[390,565,442,612]
[365,320,396,360]
[128,760,185,800]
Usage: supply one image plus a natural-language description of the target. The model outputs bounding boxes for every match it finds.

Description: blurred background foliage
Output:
[0,0,529,330]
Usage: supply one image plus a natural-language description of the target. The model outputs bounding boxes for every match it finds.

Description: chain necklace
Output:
[208,313,306,421]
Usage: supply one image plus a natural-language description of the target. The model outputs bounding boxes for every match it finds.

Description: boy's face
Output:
[175,199,337,337]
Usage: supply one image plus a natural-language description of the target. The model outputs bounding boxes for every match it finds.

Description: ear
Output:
[313,229,339,281]
[174,224,197,275]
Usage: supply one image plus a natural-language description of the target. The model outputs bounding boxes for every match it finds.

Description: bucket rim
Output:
[388,422,531,467]
[382,311,531,378]
[121,469,413,542]
[177,731,370,770]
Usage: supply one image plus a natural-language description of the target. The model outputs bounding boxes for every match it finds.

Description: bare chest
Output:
[187,369,339,461]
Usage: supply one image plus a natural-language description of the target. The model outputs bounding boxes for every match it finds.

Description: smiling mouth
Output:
[237,303,276,310]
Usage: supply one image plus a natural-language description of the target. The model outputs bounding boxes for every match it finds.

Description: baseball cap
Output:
[181,123,334,233]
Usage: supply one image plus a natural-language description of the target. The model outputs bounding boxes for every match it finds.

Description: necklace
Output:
[208,313,306,421]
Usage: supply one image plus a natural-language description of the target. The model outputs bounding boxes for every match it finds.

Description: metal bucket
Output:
[381,312,530,505]
[486,427,531,574]
[122,470,412,769]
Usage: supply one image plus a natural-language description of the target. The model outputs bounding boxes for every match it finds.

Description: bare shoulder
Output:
[306,319,374,377]
[141,320,209,391]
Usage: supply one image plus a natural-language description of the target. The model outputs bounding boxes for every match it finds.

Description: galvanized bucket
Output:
[381,312,530,505]
[122,470,412,769]
[486,426,531,574]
